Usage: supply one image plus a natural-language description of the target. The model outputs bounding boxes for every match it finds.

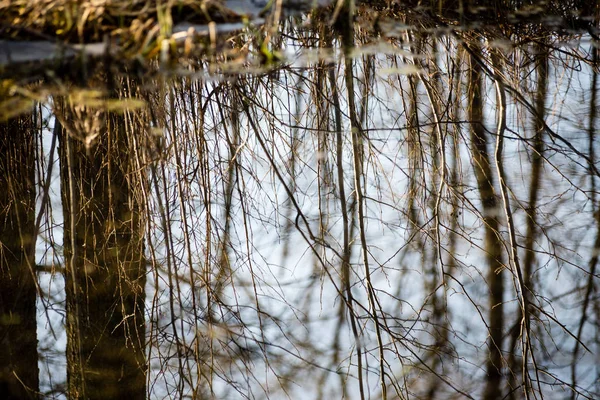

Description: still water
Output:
[1,2,600,399]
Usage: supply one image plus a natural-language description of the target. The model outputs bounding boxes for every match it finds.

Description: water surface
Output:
[1,2,600,399]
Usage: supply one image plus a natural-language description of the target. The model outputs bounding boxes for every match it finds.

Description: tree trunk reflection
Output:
[0,113,40,399]
[57,79,147,399]
[467,46,506,400]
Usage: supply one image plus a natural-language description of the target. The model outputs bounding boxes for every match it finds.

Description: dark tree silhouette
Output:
[0,113,40,399]
[56,81,147,399]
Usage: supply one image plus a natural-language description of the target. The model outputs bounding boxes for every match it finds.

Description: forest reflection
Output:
[2,11,600,400]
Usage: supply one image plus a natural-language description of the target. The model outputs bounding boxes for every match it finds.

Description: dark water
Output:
[2,2,600,399]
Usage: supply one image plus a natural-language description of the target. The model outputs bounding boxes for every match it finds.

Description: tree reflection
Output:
[3,5,600,399]
[55,76,147,399]
[0,113,39,399]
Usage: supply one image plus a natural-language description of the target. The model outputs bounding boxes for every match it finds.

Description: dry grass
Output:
[0,0,243,49]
